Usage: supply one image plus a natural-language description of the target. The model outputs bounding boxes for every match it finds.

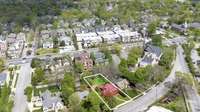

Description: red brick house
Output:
[74,51,93,70]
[100,83,119,97]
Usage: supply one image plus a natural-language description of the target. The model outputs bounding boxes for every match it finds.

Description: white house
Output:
[76,32,103,48]
[41,90,64,112]
[114,29,143,43]
[97,31,121,44]
[139,44,162,67]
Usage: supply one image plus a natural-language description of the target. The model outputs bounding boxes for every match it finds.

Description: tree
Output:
[176,72,194,86]
[0,58,4,72]
[118,59,129,77]
[31,68,44,86]
[127,47,143,66]
[31,58,41,68]
[147,21,159,36]
[53,37,59,48]
[68,93,82,112]
[159,47,175,69]
[24,86,33,102]
[74,62,84,73]
[151,35,162,47]
[0,84,13,112]
[60,40,66,47]
[61,72,75,104]
[111,43,122,55]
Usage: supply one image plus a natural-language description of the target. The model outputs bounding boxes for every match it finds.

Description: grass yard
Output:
[84,74,131,110]
[123,88,140,98]
[36,48,58,55]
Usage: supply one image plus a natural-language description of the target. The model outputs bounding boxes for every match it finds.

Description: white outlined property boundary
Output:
[84,73,132,110]
[84,73,159,110]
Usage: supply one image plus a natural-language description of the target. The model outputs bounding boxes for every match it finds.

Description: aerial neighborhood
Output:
[0,0,200,112]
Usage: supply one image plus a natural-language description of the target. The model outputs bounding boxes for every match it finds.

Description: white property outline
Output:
[84,74,160,110]
[83,73,132,110]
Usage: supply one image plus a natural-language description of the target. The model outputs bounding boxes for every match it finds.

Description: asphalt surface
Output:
[12,63,32,112]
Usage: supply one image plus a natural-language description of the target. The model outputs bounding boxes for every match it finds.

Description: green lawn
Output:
[36,48,58,55]
[123,88,140,98]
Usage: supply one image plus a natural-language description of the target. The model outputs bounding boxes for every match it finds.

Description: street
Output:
[12,63,32,112]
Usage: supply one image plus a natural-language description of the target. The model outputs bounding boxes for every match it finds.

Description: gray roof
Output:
[171,24,185,32]
[41,90,63,109]
[145,44,162,57]
[141,55,154,64]
[0,73,7,84]
[189,22,200,29]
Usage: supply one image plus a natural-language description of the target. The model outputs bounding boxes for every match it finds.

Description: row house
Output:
[114,29,143,43]
[76,32,103,48]
[96,31,121,44]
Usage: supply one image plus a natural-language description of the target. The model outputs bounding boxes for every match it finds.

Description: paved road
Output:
[114,46,182,112]
[177,47,200,112]
[12,63,32,112]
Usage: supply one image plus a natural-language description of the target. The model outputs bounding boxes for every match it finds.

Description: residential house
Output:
[93,51,108,65]
[74,51,93,70]
[139,44,162,67]
[171,22,200,33]
[97,31,121,44]
[0,72,7,86]
[43,40,54,49]
[58,30,75,53]
[41,90,64,112]
[114,29,143,43]
[0,40,7,57]
[76,32,103,48]
[7,33,25,59]
[99,83,119,97]
[114,78,129,89]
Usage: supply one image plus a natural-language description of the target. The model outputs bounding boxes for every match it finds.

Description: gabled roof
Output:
[41,90,63,109]
[140,55,154,64]
[145,44,162,57]
[100,83,118,97]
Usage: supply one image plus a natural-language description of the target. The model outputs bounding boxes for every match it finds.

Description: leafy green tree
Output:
[151,35,162,47]
[147,21,159,36]
[118,59,129,77]
[68,93,82,112]
[111,43,122,55]
[31,58,41,68]
[127,47,143,66]
[61,72,75,104]
[0,84,13,112]
[159,47,175,69]
[24,86,33,102]
[31,68,44,86]
[0,58,4,72]
[74,62,84,73]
